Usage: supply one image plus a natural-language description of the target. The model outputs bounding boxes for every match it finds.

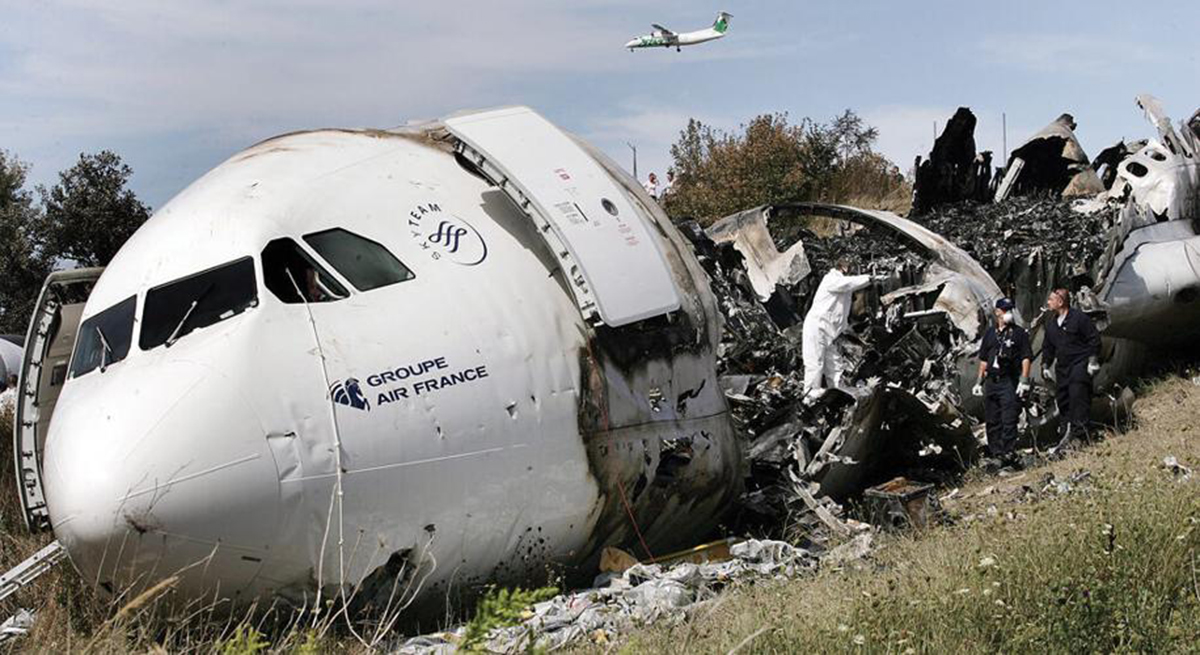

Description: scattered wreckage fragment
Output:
[393,536,867,654]
[1092,95,1200,343]
[995,113,1106,202]
[911,107,995,214]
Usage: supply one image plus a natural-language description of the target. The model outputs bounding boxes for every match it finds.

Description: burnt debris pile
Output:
[911,196,1122,316]
[915,196,1118,267]
[673,95,1200,544]
[682,204,983,538]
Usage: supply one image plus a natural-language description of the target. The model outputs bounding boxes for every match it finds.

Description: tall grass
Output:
[4,379,1199,652]
[615,378,1200,653]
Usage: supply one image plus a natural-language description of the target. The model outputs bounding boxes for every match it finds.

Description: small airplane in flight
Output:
[625,11,732,52]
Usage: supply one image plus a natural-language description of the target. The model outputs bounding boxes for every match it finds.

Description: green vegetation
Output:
[663,111,911,225]
[219,624,271,655]
[0,148,149,333]
[461,585,560,652]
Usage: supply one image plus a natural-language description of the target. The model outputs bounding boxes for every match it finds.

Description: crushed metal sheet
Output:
[392,539,834,654]
[690,204,991,534]
[707,206,812,302]
[0,609,35,645]
[1160,456,1193,481]
[995,113,1105,202]
[1111,94,1200,220]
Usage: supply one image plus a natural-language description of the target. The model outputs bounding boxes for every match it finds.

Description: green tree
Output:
[0,151,50,334]
[41,150,150,268]
[663,110,908,225]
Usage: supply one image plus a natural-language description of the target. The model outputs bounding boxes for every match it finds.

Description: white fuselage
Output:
[625,27,725,49]
[41,115,741,608]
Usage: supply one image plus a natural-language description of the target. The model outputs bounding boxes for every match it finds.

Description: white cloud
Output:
[978,32,1164,76]
[1,1,803,198]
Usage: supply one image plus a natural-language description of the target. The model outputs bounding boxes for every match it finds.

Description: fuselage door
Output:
[14,267,104,532]
[445,106,681,327]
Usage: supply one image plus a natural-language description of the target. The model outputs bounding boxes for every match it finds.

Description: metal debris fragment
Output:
[912,107,995,214]
[0,609,35,645]
[393,539,828,654]
[863,477,937,530]
[995,113,1105,202]
[1161,455,1192,480]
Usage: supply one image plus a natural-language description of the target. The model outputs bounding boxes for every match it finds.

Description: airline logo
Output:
[331,377,370,412]
[407,203,488,266]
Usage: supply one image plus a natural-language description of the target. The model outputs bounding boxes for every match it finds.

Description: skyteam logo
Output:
[407,202,488,266]
[331,377,370,411]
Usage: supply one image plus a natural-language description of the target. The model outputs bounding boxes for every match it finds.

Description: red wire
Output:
[616,476,655,562]
[586,339,655,563]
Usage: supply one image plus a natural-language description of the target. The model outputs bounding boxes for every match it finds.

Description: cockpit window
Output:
[262,238,349,304]
[69,295,136,378]
[140,257,258,350]
[303,228,414,291]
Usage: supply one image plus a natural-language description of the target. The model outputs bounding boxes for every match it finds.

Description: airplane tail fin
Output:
[713,11,732,33]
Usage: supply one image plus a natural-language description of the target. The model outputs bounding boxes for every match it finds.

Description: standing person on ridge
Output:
[1041,288,1101,452]
[973,297,1032,467]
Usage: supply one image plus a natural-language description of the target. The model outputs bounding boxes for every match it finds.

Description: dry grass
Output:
[601,376,1200,653]
[3,377,1199,652]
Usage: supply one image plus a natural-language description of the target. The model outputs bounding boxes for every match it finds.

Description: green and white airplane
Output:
[625,11,732,52]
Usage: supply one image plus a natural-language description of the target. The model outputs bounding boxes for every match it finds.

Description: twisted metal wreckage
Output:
[706,95,1200,536]
[0,96,1197,648]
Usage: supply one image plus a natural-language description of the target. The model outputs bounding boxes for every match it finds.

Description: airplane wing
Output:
[650,23,675,36]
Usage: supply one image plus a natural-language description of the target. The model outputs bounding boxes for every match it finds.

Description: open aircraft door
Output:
[445,106,681,327]
[13,268,104,532]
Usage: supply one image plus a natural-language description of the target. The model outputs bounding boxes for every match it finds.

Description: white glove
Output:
[1042,366,1055,382]
[1016,377,1030,398]
[972,382,983,397]
[1087,357,1100,376]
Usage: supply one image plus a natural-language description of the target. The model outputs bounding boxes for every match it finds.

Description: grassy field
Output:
[1,376,1198,653]
[606,376,1200,653]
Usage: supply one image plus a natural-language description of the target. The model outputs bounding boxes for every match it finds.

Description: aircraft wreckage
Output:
[5,96,1199,617]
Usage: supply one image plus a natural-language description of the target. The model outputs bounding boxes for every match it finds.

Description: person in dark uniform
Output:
[1041,288,1101,449]
[973,298,1032,464]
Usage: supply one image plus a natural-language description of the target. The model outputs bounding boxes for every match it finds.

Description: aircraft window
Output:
[140,257,258,350]
[303,228,414,292]
[262,238,349,304]
[69,295,136,378]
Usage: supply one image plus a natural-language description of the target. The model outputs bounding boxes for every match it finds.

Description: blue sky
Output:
[2,0,1197,209]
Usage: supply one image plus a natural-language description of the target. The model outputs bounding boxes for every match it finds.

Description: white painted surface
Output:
[446,107,680,326]
[40,112,736,606]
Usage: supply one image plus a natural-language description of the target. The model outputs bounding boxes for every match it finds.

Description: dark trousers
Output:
[984,376,1019,457]
[1055,360,1092,439]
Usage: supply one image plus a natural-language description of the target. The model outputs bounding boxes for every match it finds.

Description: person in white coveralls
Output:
[801,258,877,397]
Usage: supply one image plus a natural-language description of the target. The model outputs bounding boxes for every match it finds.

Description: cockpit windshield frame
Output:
[69,295,137,379]
[303,228,415,292]
[139,256,258,351]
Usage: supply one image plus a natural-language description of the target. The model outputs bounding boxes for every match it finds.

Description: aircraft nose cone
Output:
[44,360,281,596]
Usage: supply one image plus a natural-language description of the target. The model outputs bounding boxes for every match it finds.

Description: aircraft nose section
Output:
[44,361,282,595]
